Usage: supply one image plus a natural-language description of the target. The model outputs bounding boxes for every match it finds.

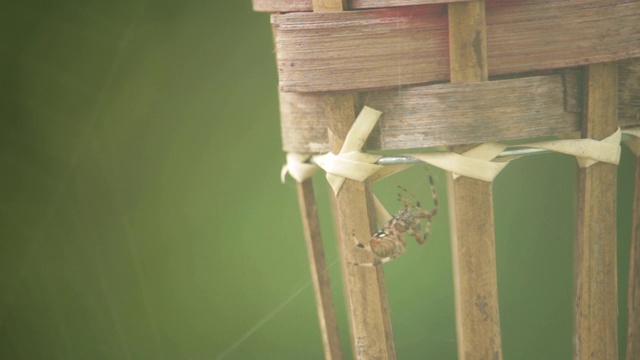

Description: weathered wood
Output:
[279,63,640,153]
[620,59,640,128]
[574,63,618,360]
[281,73,580,153]
[326,93,397,360]
[365,74,580,150]
[272,0,640,92]
[280,92,328,153]
[296,179,343,360]
[628,155,640,360]
[253,0,468,13]
[312,2,396,359]
[312,0,345,12]
[446,2,503,360]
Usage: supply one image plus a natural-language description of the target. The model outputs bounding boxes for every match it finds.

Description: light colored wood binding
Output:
[446,2,503,359]
[272,1,640,93]
[574,63,618,360]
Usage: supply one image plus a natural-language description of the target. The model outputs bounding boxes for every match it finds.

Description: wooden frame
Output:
[254,1,640,359]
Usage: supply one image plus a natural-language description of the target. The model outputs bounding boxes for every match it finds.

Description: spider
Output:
[352,172,439,267]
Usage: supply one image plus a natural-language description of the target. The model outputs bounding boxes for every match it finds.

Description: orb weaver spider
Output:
[352,171,439,267]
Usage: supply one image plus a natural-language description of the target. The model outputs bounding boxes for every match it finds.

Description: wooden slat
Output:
[365,74,580,150]
[574,63,618,360]
[446,2,503,360]
[253,0,468,13]
[326,93,397,360]
[280,72,582,152]
[620,59,640,128]
[279,63,640,153]
[312,3,396,360]
[272,0,640,92]
[280,92,328,153]
[628,155,640,360]
[296,179,343,360]
[273,5,450,92]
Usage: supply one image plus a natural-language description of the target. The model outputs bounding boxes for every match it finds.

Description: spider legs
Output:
[396,174,439,219]
[351,251,405,267]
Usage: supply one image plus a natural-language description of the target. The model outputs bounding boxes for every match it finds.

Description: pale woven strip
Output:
[280,153,318,183]
[407,142,509,182]
[510,128,622,167]
[623,126,640,156]
[313,106,384,195]
[282,110,625,226]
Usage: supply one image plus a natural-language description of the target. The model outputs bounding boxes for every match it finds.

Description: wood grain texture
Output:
[574,63,618,360]
[446,3,502,360]
[326,93,397,360]
[296,180,344,360]
[366,73,580,150]
[311,3,396,359]
[279,64,640,153]
[628,156,640,360]
[253,0,468,13]
[280,92,329,153]
[620,59,640,128]
[272,0,640,92]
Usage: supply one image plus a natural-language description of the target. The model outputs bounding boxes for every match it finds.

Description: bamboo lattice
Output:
[254,1,640,359]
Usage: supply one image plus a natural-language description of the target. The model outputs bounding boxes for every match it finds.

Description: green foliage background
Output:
[1,1,635,359]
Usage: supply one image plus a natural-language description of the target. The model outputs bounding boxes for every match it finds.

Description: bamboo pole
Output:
[446,2,503,359]
[628,154,640,360]
[574,62,618,360]
[312,1,395,358]
[295,179,343,360]
[272,10,344,355]
[325,92,397,360]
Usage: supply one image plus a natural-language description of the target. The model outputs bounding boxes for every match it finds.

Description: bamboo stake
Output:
[272,11,343,358]
[446,2,503,359]
[628,155,640,360]
[325,92,397,360]
[312,1,395,358]
[296,179,343,360]
[574,62,619,360]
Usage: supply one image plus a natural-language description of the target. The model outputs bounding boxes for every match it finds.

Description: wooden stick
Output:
[326,92,397,360]
[311,2,395,359]
[574,62,618,360]
[628,154,640,360]
[446,2,503,359]
[273,9,344,357]
[296,179,344,360]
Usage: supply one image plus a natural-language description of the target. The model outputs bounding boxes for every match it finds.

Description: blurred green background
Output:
[1,1,635,359]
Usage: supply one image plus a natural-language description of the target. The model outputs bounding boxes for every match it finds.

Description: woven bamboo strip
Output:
[446,2,503,360]
[628,155,640,360]
[574,63,618,360]
[253,0,469,12]
[364,74,578,150]
[279,62,640,153]
[272,0,640,92]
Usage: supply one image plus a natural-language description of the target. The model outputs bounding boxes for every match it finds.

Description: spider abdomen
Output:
[369,230,404,258]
